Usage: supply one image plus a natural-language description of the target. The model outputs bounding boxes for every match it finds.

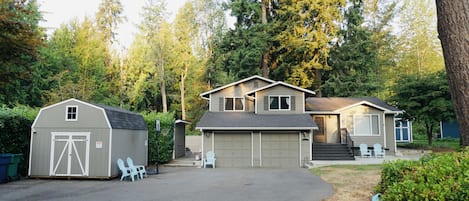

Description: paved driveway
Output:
[0,167,333,201]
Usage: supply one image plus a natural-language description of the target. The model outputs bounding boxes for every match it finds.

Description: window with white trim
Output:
[224,97,244,111]
[269,95,290,110]
[66,105,78,121]
[353,114,379,136]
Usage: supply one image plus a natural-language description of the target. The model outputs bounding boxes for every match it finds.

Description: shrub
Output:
[0,106,38,176]
[141,111,175,164]
[375,148,469,200]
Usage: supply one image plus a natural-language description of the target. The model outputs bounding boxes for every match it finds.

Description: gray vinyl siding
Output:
[203,131,213,153]
[110,129,148,177]
[33,100,109,129]
[256,85,304,114]
[385,114,396,154]
[174,124,186,158]
[209,79,271,112]
[300,131,311,164]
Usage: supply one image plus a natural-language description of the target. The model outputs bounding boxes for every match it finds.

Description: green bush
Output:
[141,111,175,164]
[375,148,469,200]
[0,106,38,176]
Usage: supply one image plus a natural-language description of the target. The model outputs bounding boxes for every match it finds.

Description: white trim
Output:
[246,81,316,95]
[200,75,276,98]
[259,132,262,167]
[304,111,341,115]
[107,129,112,177]
[223,97,245,112]
[336,101,400,114]
[299,132,302,167]
[383,113,387,148]
[251,132,254,167]
[302,93,305,113]
[268,95,291,111]
[28,129,34,176]
[201,130,204,163]
[49,132,90,176]
[65,105,78,121]
[352,114,381,136]
[393,117,397,153]
[208,94,212,110]
[175,120,191,124]
[211,131,215,152]
[439,121,444,138]
[196,127,318,130]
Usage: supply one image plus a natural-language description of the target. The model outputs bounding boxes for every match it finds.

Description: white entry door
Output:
[50,132,90,176]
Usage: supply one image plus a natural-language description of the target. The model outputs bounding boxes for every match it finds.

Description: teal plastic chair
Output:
[359,144,372,158]
[117,158,137,182]
[373,144,385,158]
[204,151,216,168]
[127,157,146,179]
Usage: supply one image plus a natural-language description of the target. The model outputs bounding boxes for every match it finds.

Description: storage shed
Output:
[29,98,148,179]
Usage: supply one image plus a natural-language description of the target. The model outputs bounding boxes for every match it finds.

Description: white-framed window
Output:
[353,114,380,136]
[269,95,290,110]
[224,97,244,111]
[66,105,78,121]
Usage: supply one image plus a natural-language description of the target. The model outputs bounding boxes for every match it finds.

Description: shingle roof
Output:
[305,97,400,113]
[92,104,148,130]
[196,112,318,130]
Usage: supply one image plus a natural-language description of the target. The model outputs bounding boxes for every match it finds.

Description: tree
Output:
[435,0,469,146]
[390,71,454,145]
[272,0,345,94]
[95,0,126,45]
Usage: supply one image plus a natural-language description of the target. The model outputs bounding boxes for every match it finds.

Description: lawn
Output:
[310,165,382,201]
[397,138,460,151]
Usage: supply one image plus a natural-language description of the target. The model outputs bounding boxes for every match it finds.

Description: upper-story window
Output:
[66,105,78,121]
[224,97,244,111]
[269,95,290,110]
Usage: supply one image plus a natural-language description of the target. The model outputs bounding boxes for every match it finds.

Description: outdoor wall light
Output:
[204,132,210,137]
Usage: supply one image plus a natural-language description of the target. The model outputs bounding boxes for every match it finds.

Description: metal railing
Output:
[341,128,354,150]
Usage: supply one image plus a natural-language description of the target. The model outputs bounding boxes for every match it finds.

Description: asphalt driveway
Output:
[0,167,333,201]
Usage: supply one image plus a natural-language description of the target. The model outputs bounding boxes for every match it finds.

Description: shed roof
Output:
[196,112,317,130]
[92,104,148,130]
[305,97,401,113]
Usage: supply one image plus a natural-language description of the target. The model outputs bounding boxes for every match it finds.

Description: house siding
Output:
[209,79,271,112]
[110,129,148,177]
[385,114,396,154]
[256,85,304,115]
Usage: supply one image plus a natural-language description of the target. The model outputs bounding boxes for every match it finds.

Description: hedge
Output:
[0,106,38,176]
[375,148,469,200]
[141,111,175,164]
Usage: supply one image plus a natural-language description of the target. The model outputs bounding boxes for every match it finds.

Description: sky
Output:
[38,0,189,50]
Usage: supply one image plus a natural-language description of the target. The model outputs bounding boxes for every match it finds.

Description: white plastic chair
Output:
[373,144,385,158]
[127,157,146,179]
[204,151,216,168]
[117,158,138,182]
[359,144,372,158]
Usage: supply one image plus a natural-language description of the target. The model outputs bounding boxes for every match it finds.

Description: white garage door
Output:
[214,132,251,167]
[262,132,300,168]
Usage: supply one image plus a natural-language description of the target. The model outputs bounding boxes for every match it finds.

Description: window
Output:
[224,97,244,111]
[66,106,78,121]
[353,114,379,136]
[269,95,290,110]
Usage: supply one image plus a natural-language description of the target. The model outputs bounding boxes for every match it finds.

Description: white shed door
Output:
[50,132,90,176]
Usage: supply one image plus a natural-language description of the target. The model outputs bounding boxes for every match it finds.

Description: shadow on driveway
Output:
[0,167,333,201]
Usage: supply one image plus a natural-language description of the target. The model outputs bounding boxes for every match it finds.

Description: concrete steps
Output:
[312,143,355,160]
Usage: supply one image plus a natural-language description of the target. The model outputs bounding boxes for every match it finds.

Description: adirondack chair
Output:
[373,144,385,158]
[359,144,372,158]
[117,158,138,182]
[127,157,146,179]
[204,151,216,168]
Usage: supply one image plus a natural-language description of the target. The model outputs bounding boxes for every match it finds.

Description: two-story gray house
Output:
[196,76,401,168]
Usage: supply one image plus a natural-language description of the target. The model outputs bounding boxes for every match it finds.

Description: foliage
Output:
[376,149,469,200]
[398,139,460,150]
[390,70,454,145]
[0,105,38,176]
[141,111,175,163]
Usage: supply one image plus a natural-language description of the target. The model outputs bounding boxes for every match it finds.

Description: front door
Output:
[313,116,326,143]
[50,132,90,176]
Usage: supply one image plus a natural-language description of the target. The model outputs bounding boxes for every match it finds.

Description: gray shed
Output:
[29,98,148,179]
[173,120,191,159]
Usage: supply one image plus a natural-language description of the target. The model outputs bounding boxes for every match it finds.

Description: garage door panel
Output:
[262,133,299,168]
[214,133,251,168]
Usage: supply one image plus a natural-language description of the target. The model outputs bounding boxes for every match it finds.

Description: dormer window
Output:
[66,105,78,121]
[269,95,290,110]
[224,97,244,111]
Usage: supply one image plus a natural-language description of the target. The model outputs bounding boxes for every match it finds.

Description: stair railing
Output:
[340,128,354,150]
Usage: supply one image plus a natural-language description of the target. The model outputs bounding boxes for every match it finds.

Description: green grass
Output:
[310,164,382,176]
[397,138,460,150]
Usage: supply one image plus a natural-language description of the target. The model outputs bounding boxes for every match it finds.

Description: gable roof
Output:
[196,112,318,130]
[91,103,148,130]
[305,97,401,114]
[246,81,316,96]
[200,75,275,99]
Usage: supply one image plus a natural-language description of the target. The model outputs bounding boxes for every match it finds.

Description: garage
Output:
[213,132,251,167]
[261,132,300,168]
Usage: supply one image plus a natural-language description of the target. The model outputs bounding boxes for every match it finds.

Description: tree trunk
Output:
[435,0,469,146]
[261,0,269,78]
[180,67,188,120]
[160,60,168,113]
[426,122,433,145]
